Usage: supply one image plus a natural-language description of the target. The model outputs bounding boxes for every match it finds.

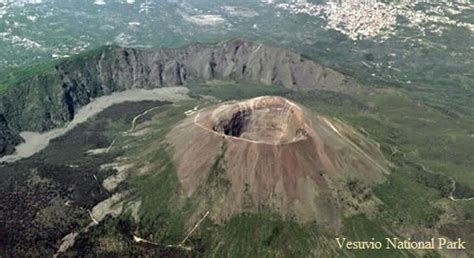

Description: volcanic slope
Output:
[164,96,389,230]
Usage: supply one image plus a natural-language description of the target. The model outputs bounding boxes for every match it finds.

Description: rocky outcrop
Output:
[0,115,23,156]
[0,39,359,157]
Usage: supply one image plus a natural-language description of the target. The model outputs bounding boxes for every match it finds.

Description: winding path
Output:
[448,176,474,201]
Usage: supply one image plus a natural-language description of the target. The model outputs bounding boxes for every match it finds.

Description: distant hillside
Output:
[0,39,362,157]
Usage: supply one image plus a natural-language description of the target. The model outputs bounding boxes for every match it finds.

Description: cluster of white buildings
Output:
[274,0,473,41]
[94,0,136,5]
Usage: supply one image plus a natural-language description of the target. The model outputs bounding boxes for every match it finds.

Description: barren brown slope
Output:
[166,96,389,229]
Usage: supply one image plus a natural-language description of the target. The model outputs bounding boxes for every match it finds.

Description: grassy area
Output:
[120,101,204,244]
[188,81,291,101]
[0,45,113,96]
[0,60,59,96]
[374,166,443,227]
[342,215,414,258]
[204,213,342,257]
[128,147,188,244]
[362,92,474,185]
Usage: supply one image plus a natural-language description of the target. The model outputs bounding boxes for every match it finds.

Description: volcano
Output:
[166,96,389,229]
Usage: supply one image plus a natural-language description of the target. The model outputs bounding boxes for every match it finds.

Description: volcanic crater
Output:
[206,97,308,144]
[166,96,389,229]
